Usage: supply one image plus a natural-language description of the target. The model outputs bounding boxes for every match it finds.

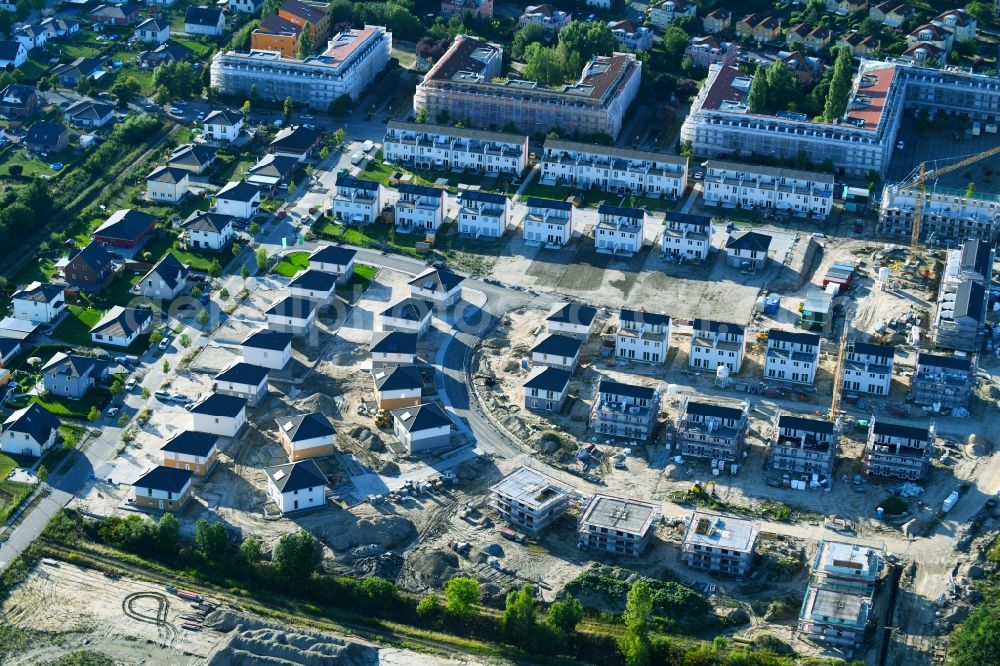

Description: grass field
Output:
[0,147,78,179]
[52,305,106,348]
[172,37,213,58]
[29,389,109,420]
[521,183,598,206]
[314,219,423,257]
[170,247,226,273]
[99,271,144,307]
[273,251,309,277]
[0,479,33,523]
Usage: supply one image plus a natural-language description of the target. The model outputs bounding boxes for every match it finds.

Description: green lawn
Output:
[8,255,57,288]
[618,195,680,213]
[142,238,180,265]
[171,247,227,273]
[338,264,376,291]
[361,155,433,188]
[358,155,515,195]
[52,305,106,348]
[314,219,423,257]
[210,153,255,186]
[98,270,144,307]
[0,147,78,179]
[0,479,34,523]
[62,42,104,59]
[29,388,109,420]
[172,37,214,58]
[17,59,48,82]
[273,251,310,277]
[0,453,16,479]
[521,183,597,206]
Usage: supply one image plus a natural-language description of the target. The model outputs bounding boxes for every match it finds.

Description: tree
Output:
[249,221,261,236]
[194,519,228,562]
[319,146,330,161]
[198,310,210,325]
[501,584,537,648]
[547,596,583,637]
[240,536,265,564]
[240,265,249,280]
[619,580,654,666]
[858,16,883,37]
[444,577,479,616]
[157,513,180,554]
[360,577,397,608]
[111,76,141,107]
[282,96,293,125]
[747,67,768,113]
[117,414,129,427]
[219,287,230,300]
[241,99,251,115]
[332,128,345,146]
[288,180,297,195]
[415,107,427,123]
[765,59,797,110]
[255,247,268,270]
[77,76,92,97]
[273,530,322,582]
[87,406,101,422]
[327,93,353,117]
[141,387,150,400]
[209,259,222,277]
[965,0,992,23]
[679,139,694,158]
[662,26,690,62]
[0,11,13,38]
[110,380,123,396]
[296,26,315,58]
[511,22,546,60]
[179,333,191,348]
[162,359,170,373]
[523,43,569,86]
[417,594,443,620]
[14,0,28,21]
[262,0,281,16]
[966,182,977,198]
[823,47,854,122]
[149,330,163,345]
[619,626,652,666]
[557,20,617,64]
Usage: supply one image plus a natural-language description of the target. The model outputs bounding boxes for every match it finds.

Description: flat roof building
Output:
[578,494,660,556]
[488,466,571,535]
[682,510,759,576]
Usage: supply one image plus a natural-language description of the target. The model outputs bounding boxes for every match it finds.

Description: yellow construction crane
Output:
[909,144,1000,252]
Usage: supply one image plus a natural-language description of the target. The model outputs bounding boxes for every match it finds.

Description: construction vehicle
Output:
[691,480,717,497]
[374,409,390,428]
[908,144,1000,254]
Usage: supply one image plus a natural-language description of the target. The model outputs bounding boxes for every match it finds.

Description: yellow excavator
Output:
[691,480,717,497]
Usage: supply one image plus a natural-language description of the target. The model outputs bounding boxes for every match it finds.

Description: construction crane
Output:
[829,298,857,421]
[908,144,1000,253]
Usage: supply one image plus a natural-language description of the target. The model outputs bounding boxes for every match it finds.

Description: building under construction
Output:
[681,510,759,576]
[488,466,572,535]
[674,396,750,464]
[798,539,884,652]
[864,418,934,480]
[910,352,975,410]
[769,413,838,478]
[577,494,660,556]
[932,239,992,353]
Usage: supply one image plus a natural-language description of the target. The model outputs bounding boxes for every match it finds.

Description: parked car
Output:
[107,406,119,417]
[172,393,192,405]
[125,378,137,391]
[154,390,172,401]
[158,337,170,351]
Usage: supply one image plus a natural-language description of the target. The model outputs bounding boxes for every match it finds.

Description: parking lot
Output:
[886,115,1000,193]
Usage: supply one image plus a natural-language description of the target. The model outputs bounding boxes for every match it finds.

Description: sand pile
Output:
[315,515,416,552]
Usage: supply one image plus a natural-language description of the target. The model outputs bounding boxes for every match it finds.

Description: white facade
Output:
[661,212,713,260]
[185,10,225,36]
[541,139,687,198]
[523,199,573,246]
[690,319,745,373]
[267,299,317,336]
[531,334,581,369]
[191,408,246,437]
[608,21,653,51]
[382,121,528,175]
[0,407,58,458]
[146,168,190,204]
[595,206,645,254]
[378,299,434,335]
[203,112,243,142]
[135,19,169,44]
[843,342,894,395]
[185,216,234,250]
[242,336,292,370]
[395,185,446,232]
[12,283,65,323]
[615,310,671,365]
[704,160,834,217]
[215,182,260,219]
[333,177,382,225]
[457,191,508,238]
[650,0,697,28]
[267,473,325,514]
[764,330,821,385]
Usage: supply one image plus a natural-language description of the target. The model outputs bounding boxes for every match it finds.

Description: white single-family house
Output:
[189,393,247,436]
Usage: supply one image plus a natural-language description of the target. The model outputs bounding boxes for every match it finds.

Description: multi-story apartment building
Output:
[457,190,509,238]
[770,413,837,477]
[488,466,570,535]
[595,205,645,254]
[649,0,697,29]
[608,20,653,51]
[735,13,782,43]
[864,419,934,480]
[878,183,1000,245]
[934,8,976,41]
[869,0,913,27]
[932,239,992,351]
[251,15,302,58]
[541,139,687,198]
[578,495,660,556]
[442,0,493,18]
[764,330,821,385]
[703,160,834,217]
[382,121,529,175]
[523,198,573,246]
[682,510,759,576]
[911,352,974,410]
[615,309,671,365]
[661,212,713,260]
[413,36,642,140]
[332,175,382,225]
[799,540,883,650]
[519,4,571,32]
[675,397,750,463]
[690,319,745,373]
[685,36,739,69]
[210,26,391,108]
[394,184,446,232]
[843,341,894,396]
[590,379,660,441]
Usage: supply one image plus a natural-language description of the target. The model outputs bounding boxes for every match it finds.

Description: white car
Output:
[896,140,904,150]
[107,406,119,418]
[158,337,170,351]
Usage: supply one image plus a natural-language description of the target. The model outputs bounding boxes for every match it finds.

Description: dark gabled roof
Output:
[851,342,893,360]
[214,361,269,385]
[181,211,234,234]
[93,209,156,241]
[372,365,422,391]
[24,120,67,146]
[547,302,597,327]
[147,165,189,184]
[665,211,712,227]
[160,431,219,456]
[0,84,37,110]
[692,318,745,336]
[265,459,326,493]
[168,143,217,169]
[144,252,189,290]
[248,153,299,179]
[136,17,169,31]
[275,412,335,443]
[726,230,772,252]
[598,204,644,219]
[526,197,572,211]
[598,379,656,400]
[619,309,671,327]
[65,99,115,122]
[133,465,192,493]
[917,352,971,372]
[685,400,744,420]
[391,402,452,432]
[952,281,985,321]
[41,351,105,378]
[381,298,434,322]
[217,180,260,202]
[203,109,242,126]
[289,269,338,292]
[310,244,357,266]
[459,190,507,205]
[280,0,326,23]
[266,296,315,319]
[139,42,192,63]
[523,365,571,392]
[532,333,583,357]
[768,329,820,347]
[0,41,25,63]
[777,413,833,434]
[335,175,380,191]
[257,14,302,36]
[51,56,102,79]
[242,328,293,351]
[369,331,417,355]
[68,242,113,274]
[90,306,152,339]
[398,183,442,198]
[409,268,464,294]
[0,338,21,362]
[871,419,929,441]
[269,125,321,153]
[12,282,63,304]
[190,392,246,417]
[960,239,991,278]
[185,6,224,25]
[3,403,59,444]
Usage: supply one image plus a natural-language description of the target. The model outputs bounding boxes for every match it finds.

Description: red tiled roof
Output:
[701,65,748,111]
[844,64,894,130]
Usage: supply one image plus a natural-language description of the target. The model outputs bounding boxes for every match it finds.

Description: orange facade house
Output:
[251,14,301,57]
[279,0,329,43]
